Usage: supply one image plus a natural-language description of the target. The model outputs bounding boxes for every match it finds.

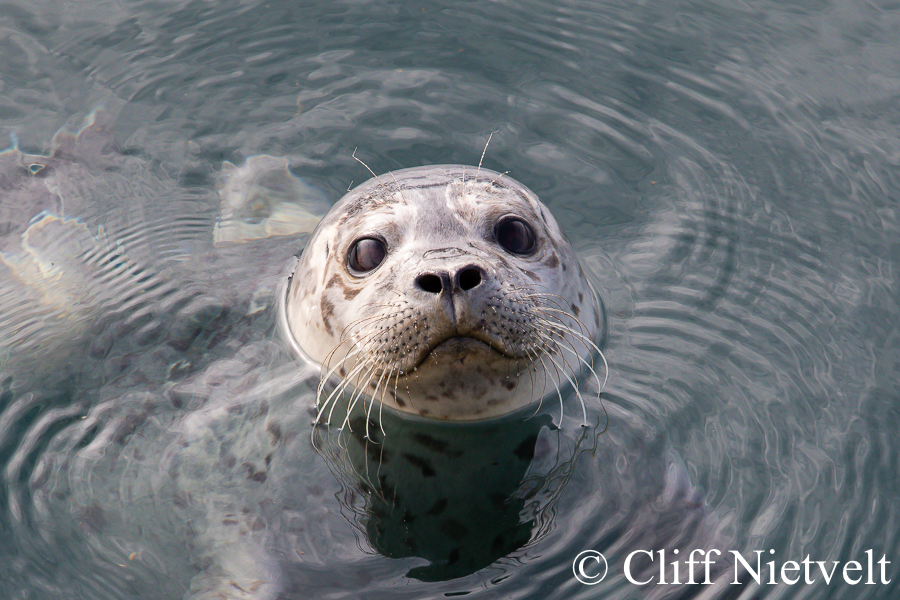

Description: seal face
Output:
[285,165,602,421]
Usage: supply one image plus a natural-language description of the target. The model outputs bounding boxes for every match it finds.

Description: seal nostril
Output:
[458,267,482,291]
[416,274,443,294]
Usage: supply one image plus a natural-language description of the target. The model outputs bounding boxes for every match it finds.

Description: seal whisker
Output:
[531,316,606,404]
[532,314,609,392]
[530,314,590,359]
[518,342,543,407]
[541,326,602,386]
[351,149,394,200]
[316,353,360,418]
[530,324,581,387]
[535,339,589,425]
[336,311,400,343]
[529,304,598,357]
[488,170,509,186]
[330,317,413,433]
[531,322,603,409]
[317,329,383,402]
[363,361,393,440]
[534,351,566,422]
[517,341,550,418]
[319,339,388,427]
[514,315,585,409]
[345,332,398,412]
[318,339,365,391]
[386,170,409,206]
[338,352,390,433]
[471,130,498,194]
[326,309,404,363]
[517,294,571,315]
[341,364,379,432]
[517,290,585,320]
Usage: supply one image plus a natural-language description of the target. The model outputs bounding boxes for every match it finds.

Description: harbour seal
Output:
[284,164,606,422]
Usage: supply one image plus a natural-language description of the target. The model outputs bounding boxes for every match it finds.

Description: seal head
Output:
[285,165,602,421]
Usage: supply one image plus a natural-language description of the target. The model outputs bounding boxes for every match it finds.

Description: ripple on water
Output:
[2,0,900,599]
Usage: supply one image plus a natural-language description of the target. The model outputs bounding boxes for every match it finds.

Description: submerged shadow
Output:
[315,404,591,581]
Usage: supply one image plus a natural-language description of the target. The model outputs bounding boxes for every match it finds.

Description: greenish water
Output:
[1,0,899,599]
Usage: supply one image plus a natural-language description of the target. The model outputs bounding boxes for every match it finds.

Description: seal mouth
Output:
[412,335,519,371]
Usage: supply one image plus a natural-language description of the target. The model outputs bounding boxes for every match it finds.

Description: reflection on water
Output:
[2,0,900,599]
[317,407,584,582]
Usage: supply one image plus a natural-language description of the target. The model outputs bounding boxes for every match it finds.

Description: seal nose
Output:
[415,265,484,294]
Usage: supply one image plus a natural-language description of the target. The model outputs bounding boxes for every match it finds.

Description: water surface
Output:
[1,0,899,599]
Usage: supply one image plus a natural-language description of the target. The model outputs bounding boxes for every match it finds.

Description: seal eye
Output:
[495,217,536,255]
[347,238,387,274]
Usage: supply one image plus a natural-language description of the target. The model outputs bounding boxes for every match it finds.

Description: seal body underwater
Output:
[284,165,606,422]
